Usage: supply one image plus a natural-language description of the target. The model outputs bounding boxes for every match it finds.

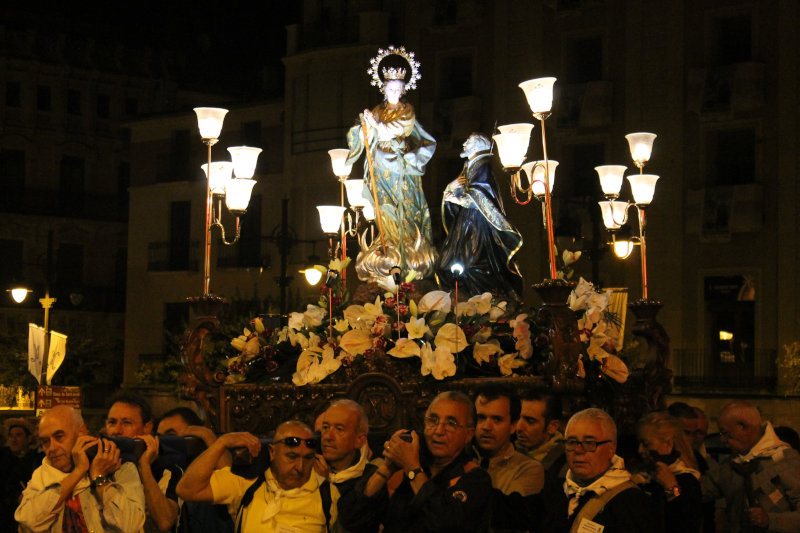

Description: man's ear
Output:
[144,421,153,435]
[78,424,89,436]
[509,420,518,435]
[355,432,367,449]
[268,443,275,461]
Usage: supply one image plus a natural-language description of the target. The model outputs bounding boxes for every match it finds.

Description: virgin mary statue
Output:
[345,46,437,282]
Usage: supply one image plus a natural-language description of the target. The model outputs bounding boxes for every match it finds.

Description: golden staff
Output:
[361,120,387,253]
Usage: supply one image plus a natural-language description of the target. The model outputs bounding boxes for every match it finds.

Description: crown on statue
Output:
[381,66,407,81]
[368,45,421,92]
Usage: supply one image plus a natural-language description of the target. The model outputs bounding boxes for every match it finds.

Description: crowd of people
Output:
[1,388,799,532]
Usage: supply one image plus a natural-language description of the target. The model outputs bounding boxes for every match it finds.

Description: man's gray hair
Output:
[328,399,369,435]
[427,391,476,427]
[565,408,617,443]
[468,133,492,153]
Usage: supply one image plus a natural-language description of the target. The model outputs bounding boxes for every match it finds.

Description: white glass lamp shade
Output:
[522,160,559,197]
[595,165,628,198]
[228,146,262,179]
[362,203,376,221]
[625,132,657,166]
[627,174,659,206]
[344,179,369,208]
[224,178,256,214]
[497,123,535,136]
[10,288,30,303]
[518,77,557,114]
[328,149,353,178]
[613,239,635,259]
[493,132,531,169]
[303,268,323,286]
[317,205,346,234]
[193,107,228,140]
[201,161,233,196]
[598,200,629,230]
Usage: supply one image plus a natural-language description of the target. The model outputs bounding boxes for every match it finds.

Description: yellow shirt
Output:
[210,467,326,532]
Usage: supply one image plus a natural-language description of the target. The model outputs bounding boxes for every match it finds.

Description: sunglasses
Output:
[273,436,319,448]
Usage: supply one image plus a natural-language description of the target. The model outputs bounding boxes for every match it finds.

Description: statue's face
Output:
[460,135,488,159]
[383,80,405,104]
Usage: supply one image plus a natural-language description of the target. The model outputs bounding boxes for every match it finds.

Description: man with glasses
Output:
[702,401,800,533]
[177,421,328,532]
[363,390,493,532]
[493,408,653,532]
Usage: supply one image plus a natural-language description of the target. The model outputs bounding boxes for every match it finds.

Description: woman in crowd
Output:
[634,411,703,533]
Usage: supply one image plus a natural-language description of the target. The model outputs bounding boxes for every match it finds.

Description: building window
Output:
[37,85,52,111]
[438,53,473,99]
[6,82,21,107]
[97,94,110,118]
[0,239,23,288]
[165,130,192,182]
[169,201,191,270]
[239,195,262,267]
[0,149,25,200]
[707,127,755,186]
[710,14,752,65]
[59,156,85,212]
[124,97,138,116]
[243,121,262,147]
[56,243,85,287]
[564,35,603,84]
[67,89,81,115]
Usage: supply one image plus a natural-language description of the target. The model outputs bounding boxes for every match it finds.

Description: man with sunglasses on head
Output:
[177,421,327,532]
[493,408,655,532]
[362,390,493,532]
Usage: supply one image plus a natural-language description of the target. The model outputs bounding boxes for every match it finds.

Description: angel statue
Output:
[435,133,524,302]
[346,45,437,282]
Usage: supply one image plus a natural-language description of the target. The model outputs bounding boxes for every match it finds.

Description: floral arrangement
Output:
[224,260,628,388]
[225,259,545,385]
[568,277,629,384]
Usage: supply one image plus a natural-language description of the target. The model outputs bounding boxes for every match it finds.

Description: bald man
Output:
[177,421,327,532]
[15,405,145,532]
[702,401,800,532]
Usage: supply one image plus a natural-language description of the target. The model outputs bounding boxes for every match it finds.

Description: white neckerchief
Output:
[563,455,631,517]
[733,422,790,464]
[669,458,700,480]
[260,469,323,523]
[328,444,369,484]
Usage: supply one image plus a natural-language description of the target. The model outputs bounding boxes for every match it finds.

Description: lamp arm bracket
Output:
[510,169,533,206]
[211,217,241,246]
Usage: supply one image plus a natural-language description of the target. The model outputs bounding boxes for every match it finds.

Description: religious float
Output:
[179,46,671,439]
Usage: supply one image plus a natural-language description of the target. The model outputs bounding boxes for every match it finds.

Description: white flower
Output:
[420,342,456,380]
[434,323,468,354]
[328,257,351,273]
[455,301,477,317]
[230,335,247,352]
[468,292,493,315]
[333,319,350,334]
[387,338,421,359]
[568,277,595,311]
[472,326,493,343]
[288,312,305,331]
[498,353,525,376]
[343,305,370,329]
[303,304,327,328]
[362,296,387,324]
[405,317,431,340]
[473,339,503,365]
[418,291,452,314]
[292,345,341,386]
[601,354,629,383]
[489,302,508,321]
[339,329,373,356]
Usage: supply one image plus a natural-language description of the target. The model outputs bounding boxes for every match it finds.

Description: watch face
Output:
[407,470,416,480]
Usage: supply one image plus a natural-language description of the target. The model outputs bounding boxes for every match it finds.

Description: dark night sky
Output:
[3,4,302,99]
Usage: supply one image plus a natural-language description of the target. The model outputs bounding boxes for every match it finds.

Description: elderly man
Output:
[318,399,386,532]
[703,401,800,532]
[15,405,145,532]
[516,392,565,484]
[106,390,181,532]
[494,408,653,532]
[177,421,327,532]
[364,390,493,532]
[473,384,543,496]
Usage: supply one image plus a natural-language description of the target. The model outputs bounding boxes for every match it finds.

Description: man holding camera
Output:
[15,405,145,532]
[364,390,493,532]
[177,420,328,532]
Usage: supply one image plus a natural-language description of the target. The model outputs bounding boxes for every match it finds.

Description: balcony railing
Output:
[671,348,777,394]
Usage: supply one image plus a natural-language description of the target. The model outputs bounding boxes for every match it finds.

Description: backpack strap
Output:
[568,481,637,533]
[235,473,266,533]
[320,480,332,532]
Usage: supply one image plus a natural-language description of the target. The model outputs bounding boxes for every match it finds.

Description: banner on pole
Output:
[27,323,46,385]
[46,331,68,385]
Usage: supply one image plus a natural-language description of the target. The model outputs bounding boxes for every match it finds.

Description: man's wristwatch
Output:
[91,474,112,490]
[407,468,424,481]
